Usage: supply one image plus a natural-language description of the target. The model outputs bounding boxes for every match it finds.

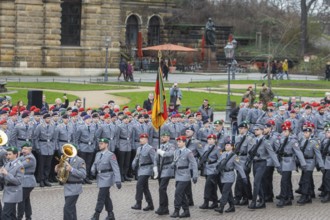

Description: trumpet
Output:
[0,130,8,146]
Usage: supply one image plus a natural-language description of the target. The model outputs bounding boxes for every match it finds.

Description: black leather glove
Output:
[116,182,122,189]
[276,167,282,175]
[301,165,307,171]
[192,177,198,184]
[242,178,248,185]
[320,167,325,174]
[36,149,41,154]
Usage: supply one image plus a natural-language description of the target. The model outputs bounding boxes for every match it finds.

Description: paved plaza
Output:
[1,172,328,220]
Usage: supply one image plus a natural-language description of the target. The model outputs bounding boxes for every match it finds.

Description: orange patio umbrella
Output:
[142,43,197,52]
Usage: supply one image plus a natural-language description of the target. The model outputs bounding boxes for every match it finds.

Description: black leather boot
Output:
[90,212,100,220]
[179,209,190,218]
[209,201,218,209]
[248,201,257,209]
[156,207,169,215]
[321,193,330,203]
[131,201,142,210]
[297,195,307,205]
[225,203,235,213]
[105,211,115,220]
[199,199,209,209]
[276,199,285,208]
[256,198,266,209]
[214,204,225,213]
[170,210,180,218]
[239,198,249,206]
[143,203,154,211]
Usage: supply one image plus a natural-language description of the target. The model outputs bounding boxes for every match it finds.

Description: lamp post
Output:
[224,41,235,123]
[104,37,111,82]
[231,39,237,80]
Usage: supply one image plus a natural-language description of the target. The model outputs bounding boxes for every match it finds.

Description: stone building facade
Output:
[0,0,177,70]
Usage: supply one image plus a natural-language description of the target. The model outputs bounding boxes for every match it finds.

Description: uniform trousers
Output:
[324,170,330,192]
[128,149,137,176]
[95,187,113,213]
[279,171,292,199]
[2,202,17,220]
[158,177,171,208]
[204,174,218,202]
[135,175,152,203]
[300,170,313,196]
[174,181,190,211]
[234,170,252,200]
[17,187,34,219]
[262,166,275,199]
[252,160,267,202]
[64,195,79,220]
[78,151,94,178]
[118,151,131,177]
[38,154,53,181]
[220,182,234,206]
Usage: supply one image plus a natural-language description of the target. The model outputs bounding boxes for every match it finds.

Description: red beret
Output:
[33,108,40,113]
[137,107,143,112]
[19,106,26,111]
[30,106,36,111]
[309,123,315,129]
[103,105,109,110]
[104,113,110,119]
[318,106,325,111]
[0,119,7,125]
[243,98,249,103]
[267,120,275,126]
[281,125,291,131]
[185,110,191,115]
[87,107,92,111]
[289,109,296,114]
[311,102,319,107]
[176,136,187,141]
[267,102,274,107]
[282,102,288,105]
[125,111,131,116]
[139,133,149,139]
[2,107,9,112]
[282,121,291,127]
[12,106,18,112]
[207,134,217,139]
[50,105,55,111]
[78,107,85,112]
[122,106,129,110]
[248,86,252,89]
[9,111,17,117]
[114,108,119,113]
[147,110,152,115]
[70,112,78,117]
[196,112,202,116]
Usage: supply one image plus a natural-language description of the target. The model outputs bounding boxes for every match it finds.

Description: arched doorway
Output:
[148,16,160,46]
[126,15,139,47]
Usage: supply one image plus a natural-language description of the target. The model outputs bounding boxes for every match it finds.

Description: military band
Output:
[0,97,329,219]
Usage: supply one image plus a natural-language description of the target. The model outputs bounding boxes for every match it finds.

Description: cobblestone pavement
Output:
[1,172,329,220]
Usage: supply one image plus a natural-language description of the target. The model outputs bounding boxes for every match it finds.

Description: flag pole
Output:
[157,50,162,150]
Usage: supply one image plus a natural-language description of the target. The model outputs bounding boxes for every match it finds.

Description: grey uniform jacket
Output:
[300,138,324,171]
[54,123,75,152]
[116,123,133,152]
[19,153,37,188]
[248,136,281,168]
[95,123,117,152]
[201,144,221,175]
[164,122,184,145]
[218,152,246,183]
[132,144,156,176]
[265,132,281,166]
[322,138,330,169]
[155,142,176,178]
[64,156,87,196]
[196,127,212,146]
[278,135,306,171]
[12,122,34,151]
[237,107,249,125]
[212,128,229,150]
[0,147,7,167]
[186,137,204,159]
[172,147,198,182]
[132,123,149,150]
[91,150,121,188]
[0,158,24,203]
[235,134,255,170]
[75,124,97,153]
[34,123,56,155]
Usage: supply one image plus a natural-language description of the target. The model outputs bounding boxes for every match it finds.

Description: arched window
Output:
[148,16,160,46]
[126,15,139,47]
[61,0,82,46]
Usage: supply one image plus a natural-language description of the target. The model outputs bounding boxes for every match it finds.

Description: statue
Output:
[205,18,216,46]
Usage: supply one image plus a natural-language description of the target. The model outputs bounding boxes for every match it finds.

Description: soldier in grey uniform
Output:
[0,146,24,219]
[297,127,324,205]
[17,142,37,220]
[54,114,74,155]
[199,134,221,210]
[237,102,249,125]
[34,113,56,187]
[212,120,229,150]
[276,124,306,208]
[55,145,86,220]
[95,113,117,152]
[154,132,176,215]
[90,138,121,220]
[170,136,198,218]
[75,115,97,184]
[131,133,156,211]
[164,115,183,146]
[214,140,247,214]
[12,112,34,152]
[247,124,281,209]
[116,115,133,182]
[233,121,254,206]
[320,128,330,203]
[196,120,212,147]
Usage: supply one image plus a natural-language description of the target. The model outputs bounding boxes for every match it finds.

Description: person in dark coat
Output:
[143,93,154,111]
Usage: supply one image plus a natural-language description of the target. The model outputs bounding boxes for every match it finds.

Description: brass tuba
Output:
[0,130,8,146]
[56,144,77,184]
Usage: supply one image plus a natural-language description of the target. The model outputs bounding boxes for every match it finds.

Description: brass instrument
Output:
[0,130,8,146]
[56,144,77,184]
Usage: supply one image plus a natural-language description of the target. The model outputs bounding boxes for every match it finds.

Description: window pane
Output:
[61,1,81,46]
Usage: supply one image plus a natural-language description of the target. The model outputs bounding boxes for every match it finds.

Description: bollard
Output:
[83,97,86,109]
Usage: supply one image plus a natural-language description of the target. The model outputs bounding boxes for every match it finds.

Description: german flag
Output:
[152,64,168,130]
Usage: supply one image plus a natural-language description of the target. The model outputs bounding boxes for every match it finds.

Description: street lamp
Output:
[224,41,235,123]
[104,37,111,82]
[231,39,237,80]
